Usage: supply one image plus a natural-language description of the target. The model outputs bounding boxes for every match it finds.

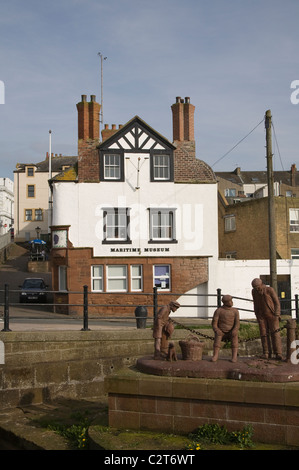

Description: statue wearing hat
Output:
[153,301,180,359]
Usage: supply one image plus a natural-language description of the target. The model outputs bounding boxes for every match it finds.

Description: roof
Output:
[216,166,299,186]
[15,155,78,173]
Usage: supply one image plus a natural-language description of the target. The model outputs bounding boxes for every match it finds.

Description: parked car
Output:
[19,278,48,303]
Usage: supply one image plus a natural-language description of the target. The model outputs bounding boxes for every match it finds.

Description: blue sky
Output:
[1,0,299,180]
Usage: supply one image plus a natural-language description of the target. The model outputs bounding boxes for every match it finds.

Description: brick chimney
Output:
[171,96,195,141]
[77,95,101,182]
[291,163,297,187]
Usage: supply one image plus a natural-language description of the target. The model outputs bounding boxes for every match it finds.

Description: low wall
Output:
[0,329,190,409]
[106,368,299,447]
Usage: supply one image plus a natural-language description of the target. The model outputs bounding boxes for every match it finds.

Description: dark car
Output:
[19,278,48,303]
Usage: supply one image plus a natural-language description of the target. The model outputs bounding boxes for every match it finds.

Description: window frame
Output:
[91,265,104,292]
[25,209,33,221]
[153,264,171,291]
[290,208,299,232]
[131,265,143,292]
[148,208,177,243]
[150,150,173,182]
[106,265,128,292]
[102,207,131,244]
[27,184,35,198]
[100,150,124,182]
[224,214,236,232]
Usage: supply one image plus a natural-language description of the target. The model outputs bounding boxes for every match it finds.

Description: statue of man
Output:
[153,301,180,359]
[212,295,240,363]
[251,278,282,360]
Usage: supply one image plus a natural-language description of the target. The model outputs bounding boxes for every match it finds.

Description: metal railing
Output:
[0,283,298,332]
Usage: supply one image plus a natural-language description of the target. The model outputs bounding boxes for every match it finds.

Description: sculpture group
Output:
[153,278,284,363]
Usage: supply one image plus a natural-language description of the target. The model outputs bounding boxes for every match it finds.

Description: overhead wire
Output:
[271,120,285,171]
[211,117,264,168]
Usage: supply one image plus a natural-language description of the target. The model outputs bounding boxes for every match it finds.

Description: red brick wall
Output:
[52,248,209,316]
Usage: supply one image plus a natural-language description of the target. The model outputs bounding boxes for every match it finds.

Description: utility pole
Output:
[265,109,277,292]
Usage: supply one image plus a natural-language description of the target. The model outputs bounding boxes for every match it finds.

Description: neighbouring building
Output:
[0,177,14,235]
[216,164,298,204]
[14,154,77,242]
[50,95,218,316]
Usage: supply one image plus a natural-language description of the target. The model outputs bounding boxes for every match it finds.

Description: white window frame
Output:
[131,265,143,292]
[153,264,171,291]
[149,208,176,242]
[224,215,236,232]
[91,265,103,292]
[290,208,299,232]
[104,154,121,180]
[58,266,67,291]
[103,208,130,243]
[106,265,128,292]
[153,154,170,180]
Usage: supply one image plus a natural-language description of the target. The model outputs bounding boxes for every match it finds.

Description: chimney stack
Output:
[77,95,101,141]
[171,96,195,142]
[291,163,297,187]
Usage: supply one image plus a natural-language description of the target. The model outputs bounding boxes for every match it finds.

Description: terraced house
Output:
[50,95,218,316]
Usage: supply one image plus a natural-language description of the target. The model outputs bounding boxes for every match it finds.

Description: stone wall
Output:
[107,368,299,447]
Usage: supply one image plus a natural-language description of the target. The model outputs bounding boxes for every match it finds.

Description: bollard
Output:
[81,285,90,331]
[135,305,148,329]
[2,284,11,332]
[217,288,222,308]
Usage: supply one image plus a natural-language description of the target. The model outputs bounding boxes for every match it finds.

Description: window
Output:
[154,265,170,291]
[58,266,67,291]
[150,151,173,182]
[107,265,127,292]
[35,209,43,221]
[100,152,124,181]
[91,265,103,292]
[291,249,299,259]
[26,167,34,177]
[224,215,236,232]
[25,209,32,221]
[153,155,170,180]
[225,188,236,197]
[131,265,143,291]
[290,209,299,232]
[27,185,35,198]
[149,208,177,242]
[103,208,130,243]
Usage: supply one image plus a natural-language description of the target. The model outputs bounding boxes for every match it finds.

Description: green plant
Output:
[48,419,90,449]
[191,423,254,449]
[231,425,254,449]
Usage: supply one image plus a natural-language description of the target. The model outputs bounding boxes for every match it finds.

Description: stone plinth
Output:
[106,365,299,446]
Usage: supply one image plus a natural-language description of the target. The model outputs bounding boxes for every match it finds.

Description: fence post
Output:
[2,284,11,332]
[217,288,222,308]
[81,285,90,331]
[295,294,299,324]
[153,287,158,320]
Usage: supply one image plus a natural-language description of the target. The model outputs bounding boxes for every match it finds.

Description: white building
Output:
[50,96,218,316]
[0,177,14,235]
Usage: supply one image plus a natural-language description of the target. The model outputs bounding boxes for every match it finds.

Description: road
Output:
[0,243,140,331]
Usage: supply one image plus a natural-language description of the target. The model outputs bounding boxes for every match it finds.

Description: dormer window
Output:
[100,151,124,181]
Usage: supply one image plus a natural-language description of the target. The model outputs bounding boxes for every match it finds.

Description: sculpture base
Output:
[136,355,299,382]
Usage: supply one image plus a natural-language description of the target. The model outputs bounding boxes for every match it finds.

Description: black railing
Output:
[0,283,298,332]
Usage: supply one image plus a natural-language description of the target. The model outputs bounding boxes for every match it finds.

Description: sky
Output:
[1,0,299,180]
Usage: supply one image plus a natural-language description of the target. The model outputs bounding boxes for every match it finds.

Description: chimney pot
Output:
[90,95,96,102]
[185,97,190,103]
[81,95,87,102]
[176,96,181,103]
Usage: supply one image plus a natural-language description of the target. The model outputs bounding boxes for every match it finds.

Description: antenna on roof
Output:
[98,52,107,135]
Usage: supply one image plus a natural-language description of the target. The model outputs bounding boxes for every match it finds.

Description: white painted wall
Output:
[52,152,218,260]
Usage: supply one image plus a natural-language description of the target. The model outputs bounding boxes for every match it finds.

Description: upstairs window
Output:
[290,209,299,232]
[149,208,177,242]
[224,215,236,232]
[103,208,131,243]
[27,185,35,198]
[100,152,124,181]
[150,151,173,182]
